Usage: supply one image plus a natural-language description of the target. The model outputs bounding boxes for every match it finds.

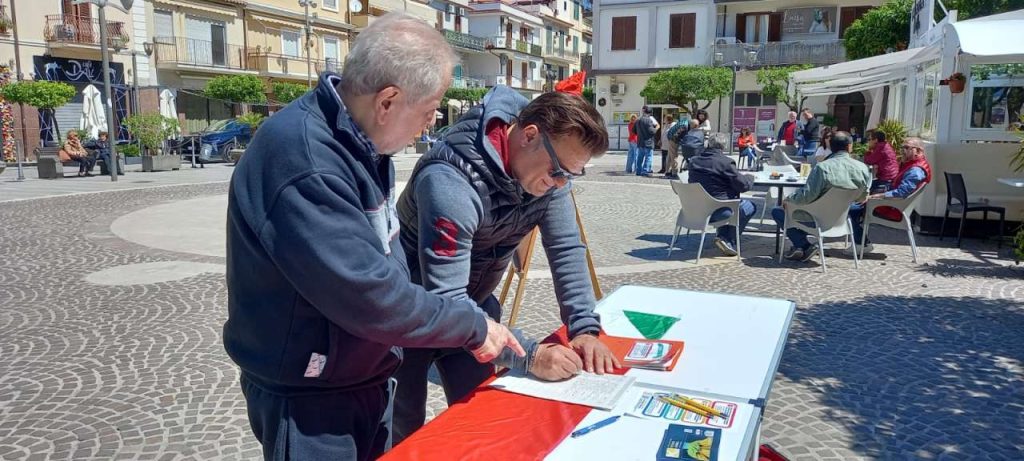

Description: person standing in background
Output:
[626,114,638,173]
[633,106,659,176]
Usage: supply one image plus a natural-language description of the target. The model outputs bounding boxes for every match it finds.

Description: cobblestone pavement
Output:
[1,165,1023,460]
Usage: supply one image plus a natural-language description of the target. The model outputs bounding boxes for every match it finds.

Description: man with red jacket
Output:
[864,131,899,190]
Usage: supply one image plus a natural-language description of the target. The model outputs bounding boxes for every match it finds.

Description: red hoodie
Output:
[864,141,899,182]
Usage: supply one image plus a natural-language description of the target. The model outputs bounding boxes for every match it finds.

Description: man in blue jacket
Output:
[393,88,620,442]
[222,13,523,461]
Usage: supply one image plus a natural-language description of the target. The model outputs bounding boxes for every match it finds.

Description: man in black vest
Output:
[393,88,619,443]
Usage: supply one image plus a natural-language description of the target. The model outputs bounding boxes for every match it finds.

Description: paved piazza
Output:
[1,157,1023,460]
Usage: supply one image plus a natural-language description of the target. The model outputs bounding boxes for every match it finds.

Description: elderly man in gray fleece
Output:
[393,87,619,443]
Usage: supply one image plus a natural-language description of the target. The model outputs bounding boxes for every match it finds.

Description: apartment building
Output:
[591,0,881,149]
[351,0,437,28]
[244,1,354,86]
[516,0,587,90]
[467,1,545,95]
[0,0,136,149]
[432,0,489,90]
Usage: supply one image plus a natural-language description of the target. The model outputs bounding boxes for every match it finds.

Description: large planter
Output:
[142,154,182,172]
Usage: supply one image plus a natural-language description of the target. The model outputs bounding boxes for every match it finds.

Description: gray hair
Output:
[341,13,457,103]
[689,119,699,129]
[707,132,729,150]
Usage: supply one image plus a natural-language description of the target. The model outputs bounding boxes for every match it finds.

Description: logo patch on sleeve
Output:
[432,217,458,257]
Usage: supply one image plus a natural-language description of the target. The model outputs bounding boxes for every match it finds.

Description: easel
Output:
[498,190,602,328]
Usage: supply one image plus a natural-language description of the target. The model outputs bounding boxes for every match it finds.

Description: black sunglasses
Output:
[540,132,585,180]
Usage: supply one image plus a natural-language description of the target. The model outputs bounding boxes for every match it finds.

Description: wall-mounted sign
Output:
[612,111,639,125]
[783,7,837,35]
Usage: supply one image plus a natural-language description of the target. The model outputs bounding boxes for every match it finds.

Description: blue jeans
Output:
[771,206,815,250]
[635,146,653,175]
[848,202,867,245]
[740,147,756,169]
[626,142,637,173]
[711,199,757,245]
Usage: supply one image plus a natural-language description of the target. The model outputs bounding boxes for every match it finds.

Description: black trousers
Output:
[241,375,395,461]
[391,295,501,444]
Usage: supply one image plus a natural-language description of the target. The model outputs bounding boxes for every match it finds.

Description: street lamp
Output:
[715,50,758,154]
[73,0,134,182]
[298,0,318,88]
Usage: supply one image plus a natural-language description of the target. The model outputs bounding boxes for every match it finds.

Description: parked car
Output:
[181,119,252,163]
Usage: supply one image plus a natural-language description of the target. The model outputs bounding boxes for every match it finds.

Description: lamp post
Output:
[74,0,133,182]
[715,50,758,154]
[298,0,318,88]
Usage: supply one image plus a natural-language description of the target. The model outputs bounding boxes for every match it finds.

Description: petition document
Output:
[490,372,636,410]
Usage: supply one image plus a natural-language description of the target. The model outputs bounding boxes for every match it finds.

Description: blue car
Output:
[182,119,252,163]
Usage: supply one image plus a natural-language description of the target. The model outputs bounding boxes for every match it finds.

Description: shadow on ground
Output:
[779,294,1024,459]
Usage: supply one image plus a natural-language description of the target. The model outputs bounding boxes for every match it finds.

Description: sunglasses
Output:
[900,145,918,151]
[540,132,585,181]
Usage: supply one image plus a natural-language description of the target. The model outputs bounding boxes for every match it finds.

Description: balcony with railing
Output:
[542,47,579,64]
[452,76,486,89]
[247,50,319,79]
[581,53,592,72]
[153,36,253,73]
[443,29,487,52]
[490,36,542,56]
[712,39,847,67]
[494,75,543,91]
[44,15,129,50]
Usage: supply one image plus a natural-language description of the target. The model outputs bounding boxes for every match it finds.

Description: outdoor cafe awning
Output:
[791,46,941,97]
[944,9,1024,60]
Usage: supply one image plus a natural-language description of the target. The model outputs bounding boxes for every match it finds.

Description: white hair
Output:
[341,13,457,104]
[707,132,729,150]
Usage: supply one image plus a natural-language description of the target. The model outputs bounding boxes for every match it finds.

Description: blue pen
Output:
[570,415,621,438]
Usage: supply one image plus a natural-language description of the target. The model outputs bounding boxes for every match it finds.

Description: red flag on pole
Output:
[554,70,586,96]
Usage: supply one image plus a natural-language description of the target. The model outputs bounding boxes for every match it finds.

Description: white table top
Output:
[597,285,796,401]
[546,286,796,461]
[997,177,1024,188]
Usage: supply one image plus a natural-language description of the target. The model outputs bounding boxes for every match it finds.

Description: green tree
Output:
[583,86,595,105]
[441,87,488,117]
[640,66,733,114]
[755,65,812,112]
[843,0,912,60]
[0,80,76,144]
[123,114,179,156]
[940,0,1024,21]
[271,82,308,104]
[204,75,267,104]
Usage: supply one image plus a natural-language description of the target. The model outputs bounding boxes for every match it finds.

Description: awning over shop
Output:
[791,46,941,96]
[945,10,1024,60]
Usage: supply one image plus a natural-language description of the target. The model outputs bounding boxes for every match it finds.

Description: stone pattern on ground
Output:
[1,168,1023,460]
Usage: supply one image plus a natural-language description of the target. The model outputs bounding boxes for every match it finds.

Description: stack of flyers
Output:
[656,424,722,461]
[623,340,681,370]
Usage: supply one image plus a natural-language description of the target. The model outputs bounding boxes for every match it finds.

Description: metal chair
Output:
[862,185,928,263]
[667,181,742,264]
[778,187,864,273]
[940,172,1005,248]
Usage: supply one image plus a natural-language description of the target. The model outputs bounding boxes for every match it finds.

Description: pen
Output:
[570,415,621,438]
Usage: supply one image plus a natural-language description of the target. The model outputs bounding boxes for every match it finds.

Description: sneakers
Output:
[783,247,805,260]
[800,244,820,262]
[714,238,738,257]
[843,243,874,256]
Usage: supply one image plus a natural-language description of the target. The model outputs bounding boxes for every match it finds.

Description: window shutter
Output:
[625,17,636,50]
[669,14,681,48]
[681,13,696,48]
[735,14,747,43]
[768,12,783,42]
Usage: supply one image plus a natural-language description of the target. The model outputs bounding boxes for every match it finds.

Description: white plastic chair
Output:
[667,181,742,264]
[778,187,865,272]
[769,146,803,168]
[862,185,928,263]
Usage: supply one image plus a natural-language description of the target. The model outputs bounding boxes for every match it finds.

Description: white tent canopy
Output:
[790,46,941,97]
[79,85,106,139]
[945,10,1024,60]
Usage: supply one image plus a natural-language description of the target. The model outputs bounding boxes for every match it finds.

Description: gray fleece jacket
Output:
[397,85,602,373]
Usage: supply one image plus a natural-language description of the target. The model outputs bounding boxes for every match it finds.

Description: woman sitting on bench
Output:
[59,131,96,177]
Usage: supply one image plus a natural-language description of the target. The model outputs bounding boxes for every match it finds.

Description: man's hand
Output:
[569,334,621,375]
[529,344,583,381]
[470,318,525,363]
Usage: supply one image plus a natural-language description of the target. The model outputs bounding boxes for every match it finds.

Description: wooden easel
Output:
[499,190,602,328]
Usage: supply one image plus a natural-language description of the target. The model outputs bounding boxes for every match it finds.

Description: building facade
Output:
[591,0,882,150]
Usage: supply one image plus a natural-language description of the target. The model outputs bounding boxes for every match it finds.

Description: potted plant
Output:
[123,113,181,172]
[0,15,13,35]
[876,118,908,160]
[228,112,264,164]
[948,72,966,94]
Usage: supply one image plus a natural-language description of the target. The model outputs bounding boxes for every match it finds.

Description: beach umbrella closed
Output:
[80,85,107,139]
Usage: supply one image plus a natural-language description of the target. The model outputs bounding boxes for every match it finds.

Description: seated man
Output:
[84,131,123,175]
[846,137,932,255]
[771,132,871,261]
[688,132,756,256]
[393,88,619,444]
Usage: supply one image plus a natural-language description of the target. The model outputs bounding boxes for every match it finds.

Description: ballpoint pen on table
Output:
[570,415,622,438]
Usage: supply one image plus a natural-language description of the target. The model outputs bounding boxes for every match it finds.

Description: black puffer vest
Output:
[398,97,555,305]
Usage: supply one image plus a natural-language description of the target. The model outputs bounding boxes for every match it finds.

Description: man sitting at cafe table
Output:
[770,131,871,262]
[687,132,757,257]
[845,136,932,256]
